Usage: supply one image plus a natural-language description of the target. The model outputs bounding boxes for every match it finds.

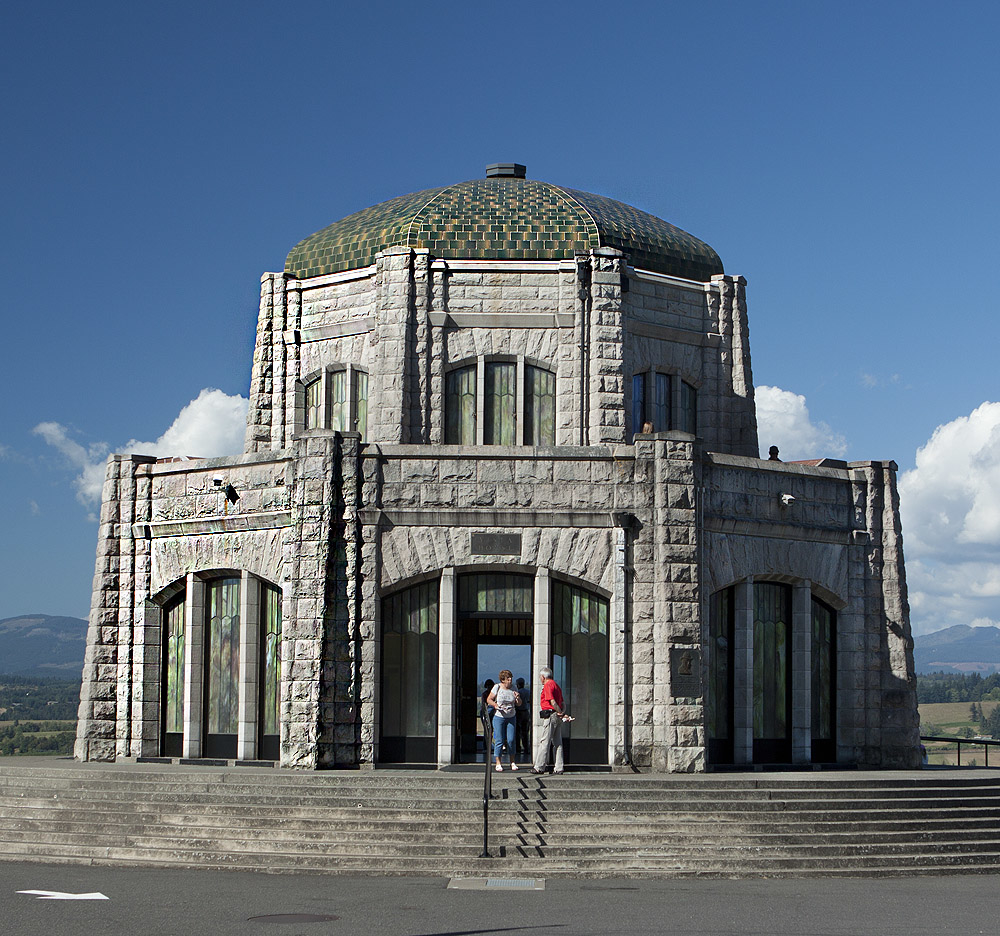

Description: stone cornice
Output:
[133,510,293,539]
[360,509,620,529]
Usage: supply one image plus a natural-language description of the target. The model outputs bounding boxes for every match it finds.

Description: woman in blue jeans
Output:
[487,669,521,771]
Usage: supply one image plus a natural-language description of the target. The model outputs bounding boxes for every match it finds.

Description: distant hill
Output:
[0,614,87,679]
[914,624,1000,675]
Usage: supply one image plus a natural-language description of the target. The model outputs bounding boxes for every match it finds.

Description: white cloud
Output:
[754,385,847,461]
[899,402,1000,635]
[34,389,248,508]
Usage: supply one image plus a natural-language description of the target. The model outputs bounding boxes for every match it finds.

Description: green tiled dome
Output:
[285,175,723,281]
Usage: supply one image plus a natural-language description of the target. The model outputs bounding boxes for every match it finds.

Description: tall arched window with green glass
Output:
[380,580,439,762]
[524,364,555,445]
[445,365,476,444]
[484,361,516,444]
[552,580,608,764]
[259,581,282,761]
[161,593,185,757]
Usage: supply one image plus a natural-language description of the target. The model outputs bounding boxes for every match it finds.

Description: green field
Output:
[0,719,76,756]
[919,701,999,766]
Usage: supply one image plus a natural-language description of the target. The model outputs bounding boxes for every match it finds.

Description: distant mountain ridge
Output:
[914,624,1000,674]
[0,614,87,678]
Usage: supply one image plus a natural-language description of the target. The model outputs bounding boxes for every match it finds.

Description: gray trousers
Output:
[532,713,564,771]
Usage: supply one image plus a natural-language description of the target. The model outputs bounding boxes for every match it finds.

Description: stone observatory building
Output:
[76,164,921,771]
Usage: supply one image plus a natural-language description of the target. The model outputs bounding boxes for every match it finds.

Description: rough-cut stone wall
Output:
[75,454,155,761]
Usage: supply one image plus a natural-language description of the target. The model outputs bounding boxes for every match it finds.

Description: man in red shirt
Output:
[531,666,567,774]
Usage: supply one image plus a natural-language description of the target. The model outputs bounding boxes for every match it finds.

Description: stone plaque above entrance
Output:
[471,532,521,555]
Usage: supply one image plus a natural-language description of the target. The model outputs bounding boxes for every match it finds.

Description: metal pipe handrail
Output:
[479,712,493,858]
[920,734,999,767]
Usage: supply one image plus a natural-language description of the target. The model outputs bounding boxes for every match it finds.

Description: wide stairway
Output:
[2,761,1000,877]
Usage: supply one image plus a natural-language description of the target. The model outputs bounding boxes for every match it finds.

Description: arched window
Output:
[525,364,555,445]
[298,364,370,440]
[445,365,476,444]
[445,357,557,446]
[631,370,695,437]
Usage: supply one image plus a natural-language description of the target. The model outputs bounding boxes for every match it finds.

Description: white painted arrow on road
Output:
[18,890,109,900]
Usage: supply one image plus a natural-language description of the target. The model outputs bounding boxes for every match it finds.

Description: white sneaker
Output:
[495,764,503,772]
[510,763,519,771]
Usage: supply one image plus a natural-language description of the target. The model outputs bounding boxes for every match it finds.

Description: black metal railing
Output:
[921,734,1000,767]
[479,712,494,858]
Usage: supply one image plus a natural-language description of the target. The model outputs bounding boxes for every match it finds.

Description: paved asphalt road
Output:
[2,862,998,936]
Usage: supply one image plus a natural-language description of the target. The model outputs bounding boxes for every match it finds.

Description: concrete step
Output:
[4,762,1000,877]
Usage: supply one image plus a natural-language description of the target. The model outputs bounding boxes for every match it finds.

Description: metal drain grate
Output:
[448,877,544,891]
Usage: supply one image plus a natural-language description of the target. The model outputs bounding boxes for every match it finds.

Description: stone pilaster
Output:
[280,432,338,768]
[712,274,758,457]
[245,273,281,453]
[371,247,414,444]
[588,249,626,445]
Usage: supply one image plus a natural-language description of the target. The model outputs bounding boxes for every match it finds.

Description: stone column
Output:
[237,571,260,760]
[792,580,812,765]
[733,576,754,764]
[182,573,205,758]
[437,568,456,767]
[532,567,551,750]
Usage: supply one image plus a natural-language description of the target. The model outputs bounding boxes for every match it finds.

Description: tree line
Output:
[917,671,1000,704]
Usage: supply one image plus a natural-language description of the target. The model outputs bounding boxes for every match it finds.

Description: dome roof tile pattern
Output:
[285,177,723,282]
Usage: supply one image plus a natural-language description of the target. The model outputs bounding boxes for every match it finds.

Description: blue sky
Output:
[2,1,998,637]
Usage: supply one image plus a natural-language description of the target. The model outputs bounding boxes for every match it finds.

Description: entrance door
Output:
[457,620,532,762]
[753,582,792,763]
[203,577,240,758]
[552,580,609,765]
[456,572,534,763]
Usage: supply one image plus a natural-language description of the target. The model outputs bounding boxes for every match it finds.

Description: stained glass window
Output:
[330,370,347,433]
[382,581,439,739]
[653,373,671,431]
[458,573,533,617]
[354,370,368,441]
[524,365,555,445]
[484,362,516,445]
[304,377,322,429]
[753,582,790,744]
[680,380,697,435]
[163,596,185,735]
[632,373,646,436]
[708,587,733,745]
[552,581,608,743]
[445,365,477,444]
[260,582,282,739]
[205,577,240,737]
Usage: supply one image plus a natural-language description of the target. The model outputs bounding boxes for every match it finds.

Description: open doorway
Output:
[457,621,532,763]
